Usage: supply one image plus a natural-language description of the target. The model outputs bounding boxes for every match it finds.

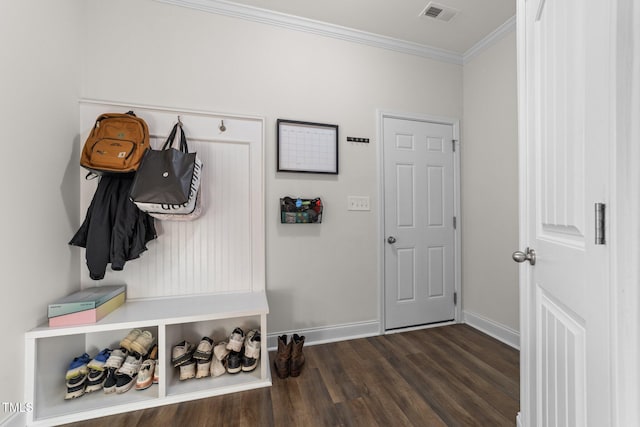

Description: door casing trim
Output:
[376,109,461,333]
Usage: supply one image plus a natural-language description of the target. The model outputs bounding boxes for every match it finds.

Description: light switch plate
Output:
[348,196,370,211]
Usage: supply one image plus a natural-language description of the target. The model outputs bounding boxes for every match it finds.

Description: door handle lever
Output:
[512,247,536,265]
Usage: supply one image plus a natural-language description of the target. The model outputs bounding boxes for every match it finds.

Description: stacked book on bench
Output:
[48,285,126,327]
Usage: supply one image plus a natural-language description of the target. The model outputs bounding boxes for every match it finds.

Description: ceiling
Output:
[222,0,516,54]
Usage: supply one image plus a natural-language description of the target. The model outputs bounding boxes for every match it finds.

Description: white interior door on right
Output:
[518,0,613,425]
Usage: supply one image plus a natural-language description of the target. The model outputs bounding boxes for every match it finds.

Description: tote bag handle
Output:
[161,123,190,153]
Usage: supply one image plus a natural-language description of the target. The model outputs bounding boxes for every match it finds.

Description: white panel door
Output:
[519,0,612,425]
[383,117,455,330]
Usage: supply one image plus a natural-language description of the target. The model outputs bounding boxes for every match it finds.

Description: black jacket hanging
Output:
[69,175,157,280]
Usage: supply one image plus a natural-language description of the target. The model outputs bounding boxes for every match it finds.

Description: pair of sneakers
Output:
[189,336,226,379]
[193,337,218,379]
[203,338,232,378]
[84,348,113,393]
[64,347,121,398]
[120,328,155,356]
[65,353,91,399]
[102,329,154,393]
[102,348,143,394]
[170,338,222,380]
[225,328,261,374]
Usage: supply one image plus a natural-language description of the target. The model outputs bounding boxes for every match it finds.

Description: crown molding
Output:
[463,15,516,64]
[155,0,464,65]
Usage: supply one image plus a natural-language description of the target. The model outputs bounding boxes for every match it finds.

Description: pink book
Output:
[49,292,125,327]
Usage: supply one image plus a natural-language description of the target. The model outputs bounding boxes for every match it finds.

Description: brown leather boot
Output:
[290,334,306,377]
[274,334,291,379]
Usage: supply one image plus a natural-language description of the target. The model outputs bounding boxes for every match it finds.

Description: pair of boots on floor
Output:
[274,334,305,379]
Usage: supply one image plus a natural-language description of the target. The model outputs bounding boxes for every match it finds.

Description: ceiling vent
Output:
[420,2,459,22]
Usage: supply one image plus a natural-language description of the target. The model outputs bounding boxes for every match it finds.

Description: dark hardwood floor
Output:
[64,324,519,427]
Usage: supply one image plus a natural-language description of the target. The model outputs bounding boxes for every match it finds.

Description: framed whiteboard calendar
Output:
[277,119,339,174]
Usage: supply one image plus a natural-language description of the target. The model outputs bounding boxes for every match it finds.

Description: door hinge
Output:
[595,203,606,245]
[453,216,457,229]
[452,139,457,152]
[454,292,457,305]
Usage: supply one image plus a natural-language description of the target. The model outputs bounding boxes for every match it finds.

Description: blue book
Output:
[48,285,126,318]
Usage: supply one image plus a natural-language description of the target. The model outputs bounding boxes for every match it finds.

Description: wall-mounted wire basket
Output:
[280,197,323,223]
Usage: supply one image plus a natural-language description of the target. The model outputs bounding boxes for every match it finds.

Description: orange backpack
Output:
[80,111,150,175]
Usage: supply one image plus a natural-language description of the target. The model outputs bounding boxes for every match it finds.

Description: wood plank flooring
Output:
[64,324,519,427]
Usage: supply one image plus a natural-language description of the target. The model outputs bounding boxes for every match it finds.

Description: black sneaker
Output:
[226,350,242,374]
[102,348,127,394]
[115,371,137,393]
[115,352,142,394]
[65,374,86,399]
[85,369,106,392]
[103,368,118,394]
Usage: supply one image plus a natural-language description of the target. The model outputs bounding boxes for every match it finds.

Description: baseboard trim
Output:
[463,310,520,350]
[516,411,523,427]
[385,320,457,335]
[0,412,25,427]
[267,320,380,350]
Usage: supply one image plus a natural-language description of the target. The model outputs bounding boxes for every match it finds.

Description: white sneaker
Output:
[226,328,245,352]
[130,330,154,356]
[179,359,196,380]
[104,349,127,369]
[120,329,142,352]
[135,345,157,390]
[193,337,214,361]
[214,341,230,361]
[117,353,142,377]
[244,330,261,359]
[210,358,226,377]
[172,341,195,367]
[196,360,211,378]
[242,329,261,372]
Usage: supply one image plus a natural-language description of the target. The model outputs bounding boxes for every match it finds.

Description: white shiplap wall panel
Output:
[78,100,264,299]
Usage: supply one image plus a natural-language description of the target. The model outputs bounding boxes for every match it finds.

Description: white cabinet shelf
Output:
[24,291,271,426]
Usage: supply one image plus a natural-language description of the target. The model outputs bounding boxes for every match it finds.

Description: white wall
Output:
[0,1,520,421]
[0,0,82,423]
[461,32,519,332]
[80,0,463,334]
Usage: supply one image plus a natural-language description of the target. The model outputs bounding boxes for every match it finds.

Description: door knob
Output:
[512,247,536,265]
[387,236,397,244]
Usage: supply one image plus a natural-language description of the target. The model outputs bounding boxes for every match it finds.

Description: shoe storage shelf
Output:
[24,291,271,426]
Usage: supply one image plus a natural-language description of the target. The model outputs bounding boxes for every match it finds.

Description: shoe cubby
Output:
[165,316,264,398]
[29,326,160,423]
[25,291,270,426]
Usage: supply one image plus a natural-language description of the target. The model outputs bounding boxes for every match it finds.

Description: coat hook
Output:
[219,120,226,132]
[177,115,183,126]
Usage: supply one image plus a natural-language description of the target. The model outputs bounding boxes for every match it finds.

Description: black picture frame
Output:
[277,119,339,174]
